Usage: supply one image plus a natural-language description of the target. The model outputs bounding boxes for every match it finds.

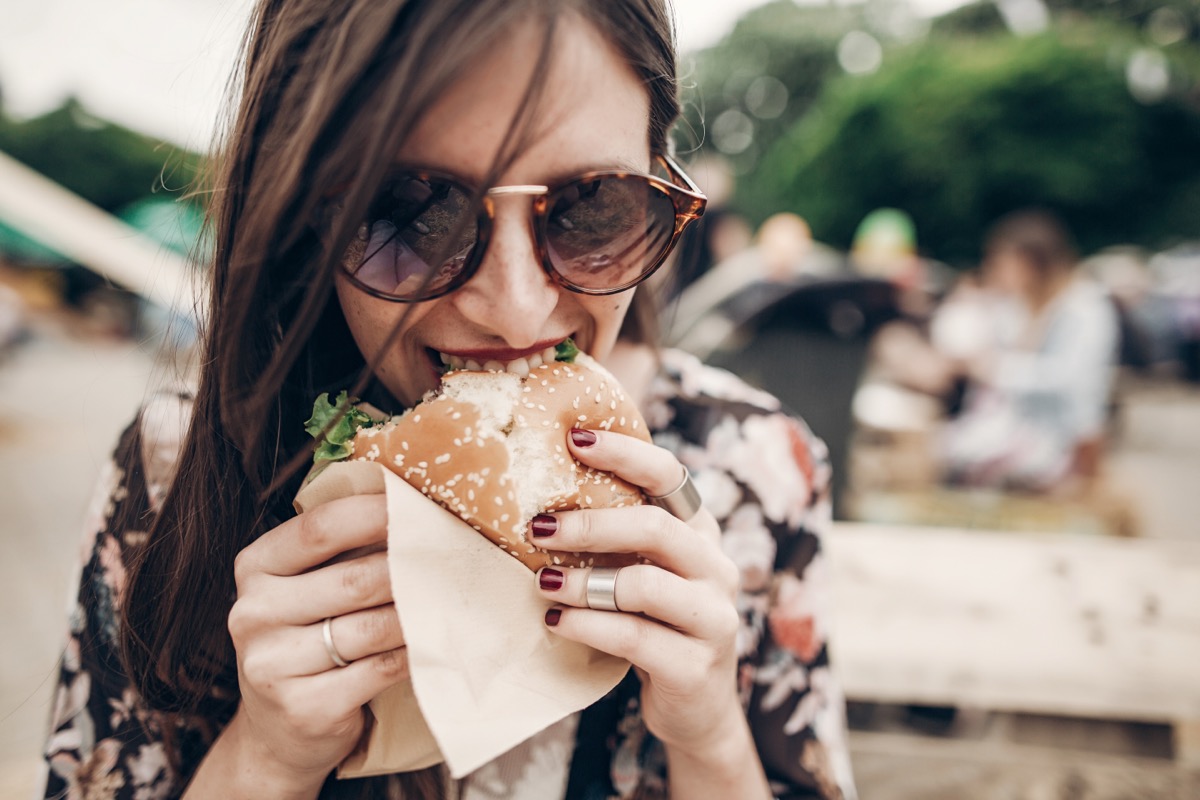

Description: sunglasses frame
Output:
[339,153,707,303]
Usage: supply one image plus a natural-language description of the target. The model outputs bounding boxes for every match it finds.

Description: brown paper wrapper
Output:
[294,460,630,779]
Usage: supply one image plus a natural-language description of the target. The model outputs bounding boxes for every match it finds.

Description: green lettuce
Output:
[304,391,375,464]
[554,337,579,363]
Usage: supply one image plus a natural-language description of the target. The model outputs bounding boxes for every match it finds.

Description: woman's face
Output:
[983,246,1036,299]
[335,15,652,408]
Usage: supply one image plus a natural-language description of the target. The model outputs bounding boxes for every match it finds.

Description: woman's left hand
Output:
[532,427,744,757]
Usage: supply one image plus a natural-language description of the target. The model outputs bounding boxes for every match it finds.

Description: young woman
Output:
[940,210,1120,492]
[43,1,856,798]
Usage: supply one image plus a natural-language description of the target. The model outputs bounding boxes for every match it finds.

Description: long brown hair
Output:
[118,0,680,796]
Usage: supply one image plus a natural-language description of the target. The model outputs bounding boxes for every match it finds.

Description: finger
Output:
[291,646,411,718]
[252,551,394,625]
[531,506,732,584]
[544,606,717,694]
[536,564,737,640]
[567,429,685,497]
[567,430,720,540]
[286,605,406,676]
[237,494,388,580]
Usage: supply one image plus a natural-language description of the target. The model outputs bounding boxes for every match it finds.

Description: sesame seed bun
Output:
[349,353,650,571]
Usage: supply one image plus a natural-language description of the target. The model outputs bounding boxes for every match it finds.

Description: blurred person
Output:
[848,208,921,289]
[669,212,840,350]
[41,2,856,800]
[940,209,1120,492]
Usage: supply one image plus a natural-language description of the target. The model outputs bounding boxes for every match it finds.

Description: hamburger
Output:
[305,340,650,571]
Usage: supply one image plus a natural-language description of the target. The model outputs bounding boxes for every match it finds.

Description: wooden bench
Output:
[826,522,1200,763]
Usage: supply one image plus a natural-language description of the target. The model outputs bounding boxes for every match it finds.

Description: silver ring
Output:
[322,616,350,668]
[646,466,703,522]
[585,567,622,612]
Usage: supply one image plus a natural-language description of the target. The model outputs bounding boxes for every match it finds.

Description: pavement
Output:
[0,320,158,798]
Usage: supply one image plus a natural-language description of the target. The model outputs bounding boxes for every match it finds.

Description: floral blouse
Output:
[43,348,857,800]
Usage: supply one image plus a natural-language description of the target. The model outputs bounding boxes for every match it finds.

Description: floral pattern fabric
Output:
[43,350,856,800]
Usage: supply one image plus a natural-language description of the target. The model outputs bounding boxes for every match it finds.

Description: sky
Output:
[0,0,968,149]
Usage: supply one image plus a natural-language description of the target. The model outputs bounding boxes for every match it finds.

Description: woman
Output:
[43,1,855,798]
[940,210,1119,492]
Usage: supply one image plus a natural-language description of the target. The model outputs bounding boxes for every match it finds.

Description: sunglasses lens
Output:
[544,175,677,292]
[344,174,475,299]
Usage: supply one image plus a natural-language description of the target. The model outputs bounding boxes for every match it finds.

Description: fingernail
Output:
[539,568,564,591]
[570,428,597,447]
[531,514,557,538]
[545,608,562,627]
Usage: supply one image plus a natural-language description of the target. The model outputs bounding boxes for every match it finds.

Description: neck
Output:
[602,340,659,409]
[1027,268,1074,315]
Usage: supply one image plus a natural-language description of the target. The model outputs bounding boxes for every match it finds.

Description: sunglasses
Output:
[336,154,706,302]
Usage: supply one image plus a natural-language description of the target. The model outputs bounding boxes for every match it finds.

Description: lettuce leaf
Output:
[554,337,579,363]
[305,391,375,464]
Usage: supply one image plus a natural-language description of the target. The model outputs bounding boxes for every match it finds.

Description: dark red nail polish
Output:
[539,568,564,591]
[570,428,597,447]
[531,514,557,538]
[545,608,562,627]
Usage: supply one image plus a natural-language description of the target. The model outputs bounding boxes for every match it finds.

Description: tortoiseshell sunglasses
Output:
[337,153,706,302]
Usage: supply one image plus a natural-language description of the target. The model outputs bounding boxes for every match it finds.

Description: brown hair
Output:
[118,0,680,797]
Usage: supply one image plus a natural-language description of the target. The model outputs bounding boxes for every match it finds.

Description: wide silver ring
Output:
[646,466,703,522]
[585,567,622,612]
[322,616,351,668]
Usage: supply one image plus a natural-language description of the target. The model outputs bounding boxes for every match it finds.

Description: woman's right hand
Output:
[222,494,407,792]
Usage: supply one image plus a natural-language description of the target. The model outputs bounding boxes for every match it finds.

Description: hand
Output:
[532,429,744,757]
[225,494,408,789]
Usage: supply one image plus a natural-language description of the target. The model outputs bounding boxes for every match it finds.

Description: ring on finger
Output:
[322,616,351,668]
[646,465,703,522]
[585,567,622,612]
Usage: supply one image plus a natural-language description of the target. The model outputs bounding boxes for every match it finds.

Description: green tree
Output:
[0,98,202,213]
[741,31,1200,263]
[678,1,860,172]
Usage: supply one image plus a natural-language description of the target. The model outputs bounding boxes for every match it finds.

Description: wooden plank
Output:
[850,729,1200,800]
[1175,720,1200,766]
[0,151,202,315]
[825,522,1200,723]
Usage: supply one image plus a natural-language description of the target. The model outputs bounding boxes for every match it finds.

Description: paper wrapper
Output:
[293,460,631,779]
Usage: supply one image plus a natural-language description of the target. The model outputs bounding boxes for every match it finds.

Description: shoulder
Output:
[136,389,194,514]
[77,388,194,570]
[646,348,830,529]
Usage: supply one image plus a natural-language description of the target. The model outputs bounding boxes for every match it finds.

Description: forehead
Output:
[399,13,652,183]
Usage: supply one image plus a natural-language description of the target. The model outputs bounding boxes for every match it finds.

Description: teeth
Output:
[437,352,535,376]
[543,346,557,364]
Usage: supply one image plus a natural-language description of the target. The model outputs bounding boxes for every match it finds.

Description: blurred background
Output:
[2,0,1199,798]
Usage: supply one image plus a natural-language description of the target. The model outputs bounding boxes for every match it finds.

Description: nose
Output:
[449,197,561,347]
